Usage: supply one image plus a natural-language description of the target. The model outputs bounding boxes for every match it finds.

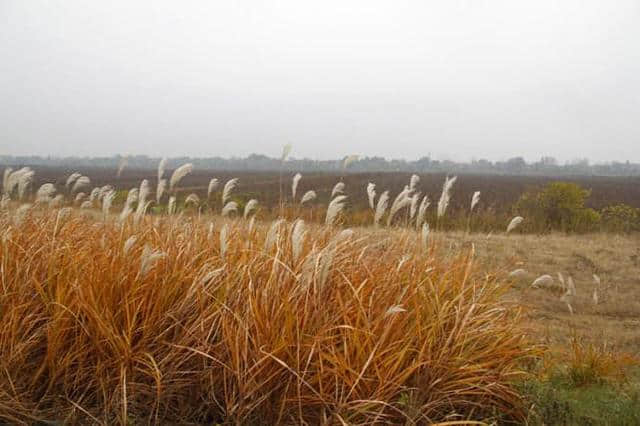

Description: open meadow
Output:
[1,163,640,424]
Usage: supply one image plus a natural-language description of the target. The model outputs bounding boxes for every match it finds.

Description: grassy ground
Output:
[440,230,640,424]
[440,231,640,352]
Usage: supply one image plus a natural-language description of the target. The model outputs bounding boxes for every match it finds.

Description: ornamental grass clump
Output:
[0,208,537,424]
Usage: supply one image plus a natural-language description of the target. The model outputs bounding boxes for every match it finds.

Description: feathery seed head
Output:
[331,181,345,198]
[169,163,193,192]
[374,190,390,226]
[300,190,316,205]
[366,182,376,210]
[207,178,219,199]
[437,175,457,218]
[243,199,258,219]
[471,191,481,211]
[222,178,239,205]
[292,173,302,200]
[221,201,238,217]
[506,216,524,233]
[325,195,347,226]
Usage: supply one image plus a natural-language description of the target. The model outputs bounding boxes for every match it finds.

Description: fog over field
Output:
[1,1,640,162]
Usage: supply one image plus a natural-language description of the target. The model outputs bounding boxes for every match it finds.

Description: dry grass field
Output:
[1,165,639,424]
[438,231,640,352]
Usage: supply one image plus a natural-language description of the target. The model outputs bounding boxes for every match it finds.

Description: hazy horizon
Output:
[2,1,639,162]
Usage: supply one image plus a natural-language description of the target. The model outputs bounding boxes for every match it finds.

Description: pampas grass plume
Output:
[169,163,193,192]
[300,190,316,205]
[506,216,524,233]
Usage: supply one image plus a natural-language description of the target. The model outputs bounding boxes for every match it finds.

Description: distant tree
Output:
[505,157,527,173]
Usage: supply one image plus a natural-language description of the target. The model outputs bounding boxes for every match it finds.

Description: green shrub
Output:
[515,182,600,232]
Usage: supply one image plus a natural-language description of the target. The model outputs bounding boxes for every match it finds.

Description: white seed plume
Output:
[421,223,430,250]
[567,276,577,296]
[169,163,193,192]
[13,168,35,200]
[300,190,316,205]
[366,182,376,209]
[333,228,354,244]
[560,276,577,314]
[243,199,258,219]
[221,201,238,217]
[374,190,390,227]
[409,174,420,192]
[416,195,431,229]
[325,195,347,226]
[5,168,32,198]
[437,175,457,218]
[388,186,411,226]
[291,219,306,262]
[99,185,114,200]
[134,180,151,223]
[281,144,293,161]
[331,181,345,198]
[102,190,115,218]
[71,176,90,194]
[385,305,407,316]
[36,183,56,203]
[158,157,167,181]
[222,178,239,205]
[185,193,200,207]
[264,219,284,251]
[509,269,527,278]
[470,191,481,211]
[65,172,82,189]
[2,168,12,194]
[343,154,359,170]
[557,272,565,289]
[119,188,139,222]
[506,216,524,233]
[117,156,128,178]
[409,192,420,221]
[168,196,176,215]
[220,224,229,259]
[207,178,219,199]
[14,203,32,225]
[140,244,166,277]
[291,173,302,200]
[531,274,553,288]
[89,187,100,203]
[156,179,167,204]
[0,194,9,210]
[74,192,86,204]
[80,200,93,209]
[317,245,337,290]
[123,235,137,255]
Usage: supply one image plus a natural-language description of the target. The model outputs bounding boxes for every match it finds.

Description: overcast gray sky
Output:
[1,1,639,162]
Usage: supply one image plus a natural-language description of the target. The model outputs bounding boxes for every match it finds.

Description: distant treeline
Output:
[2,154,640,176]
